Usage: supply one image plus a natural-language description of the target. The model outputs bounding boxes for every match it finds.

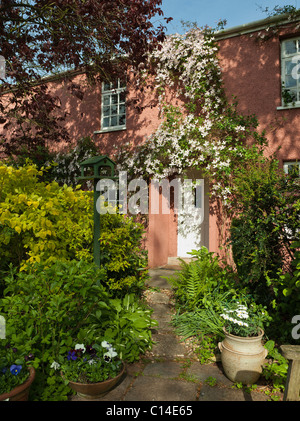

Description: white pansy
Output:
[75,343,86,353]
[50,361,61,371]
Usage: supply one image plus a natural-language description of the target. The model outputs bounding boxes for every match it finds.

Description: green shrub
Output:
[0,260,156,400]
[100,213,148,297]
[168,247,238,311]
[0,162,94,273]
[266,240,300,343]
[0,260,109,399]
[0,162,147,297]
[262,340,288,393]
[230,158,300,307]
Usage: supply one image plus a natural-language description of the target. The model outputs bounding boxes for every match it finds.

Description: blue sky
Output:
[159,0,299,33]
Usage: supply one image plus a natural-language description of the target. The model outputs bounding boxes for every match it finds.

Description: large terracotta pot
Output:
[0,366,35,401]
[63,362,125,400]
[218,328,268,385]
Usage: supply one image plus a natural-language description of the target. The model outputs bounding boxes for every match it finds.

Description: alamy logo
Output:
[0,315,5,339]
[291,55,300,81]
[0,55,5,79]
[291,315,300,340]
[95,171,204,222]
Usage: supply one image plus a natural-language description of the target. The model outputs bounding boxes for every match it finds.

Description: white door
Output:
[177,171,209,257]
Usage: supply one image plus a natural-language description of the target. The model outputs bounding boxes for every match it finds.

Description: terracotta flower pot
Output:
[63,362,125,400]
[0,366,35,401]
[218,328,268,385]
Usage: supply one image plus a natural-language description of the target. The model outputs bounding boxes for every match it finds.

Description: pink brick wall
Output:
[218,25,300,164]
[2,21,299,267]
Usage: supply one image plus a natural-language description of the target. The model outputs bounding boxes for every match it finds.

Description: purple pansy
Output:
[67,350,77,361]
[10,364,22,375]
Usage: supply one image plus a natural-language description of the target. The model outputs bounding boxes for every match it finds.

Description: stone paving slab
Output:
[147,269,176,289]
[123,376,199,401]
[151,333,193,358]
[142,361,185,379]
[198,384,270,401]
[186,361,233,386]
[150,291,170,305]
[150,303,174,332]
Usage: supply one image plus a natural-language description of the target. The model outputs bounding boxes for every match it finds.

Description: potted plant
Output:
[52,341,125,399]
[0,344,35,401]
[218,301,269,385]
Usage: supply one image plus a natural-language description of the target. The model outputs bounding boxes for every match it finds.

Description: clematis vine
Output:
[116,26,266,208]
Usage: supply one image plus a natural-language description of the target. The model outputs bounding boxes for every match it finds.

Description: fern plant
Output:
[167,247,236,311]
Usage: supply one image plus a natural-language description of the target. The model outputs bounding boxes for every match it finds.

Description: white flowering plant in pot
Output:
[52,341,123,384]
[220,300,270,338]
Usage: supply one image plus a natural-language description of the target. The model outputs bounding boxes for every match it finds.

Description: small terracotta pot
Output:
[0,366,35,401]
[62,362,126,399]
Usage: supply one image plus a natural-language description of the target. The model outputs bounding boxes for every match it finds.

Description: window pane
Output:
[119,115,126,126]
[103,117,110,128]
[103,106,110,116]
[284,40,297,55]
[111,94,118,104]
[111,116,118,126]
[285,60,295,75]
[285,74,297,88]
[103,81,111,91]
[103,96,110,106]
[111,105,118,115]
[101,78,126,130]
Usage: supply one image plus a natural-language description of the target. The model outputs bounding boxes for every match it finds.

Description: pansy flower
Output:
[67,350,77,361]
[10,364,22,375]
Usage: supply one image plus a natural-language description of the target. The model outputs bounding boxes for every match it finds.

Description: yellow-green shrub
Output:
[0,163,94,271]
[0,163,147,295]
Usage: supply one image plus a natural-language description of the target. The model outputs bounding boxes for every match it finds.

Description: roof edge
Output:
[215,11,300,40]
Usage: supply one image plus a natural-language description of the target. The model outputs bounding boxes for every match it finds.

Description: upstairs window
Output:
[281,37,300,106]
[101,79,126,132]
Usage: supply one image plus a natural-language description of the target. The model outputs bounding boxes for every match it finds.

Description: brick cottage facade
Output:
[1,13,300,268]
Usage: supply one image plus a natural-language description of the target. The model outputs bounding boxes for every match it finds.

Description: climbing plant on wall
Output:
[115,25,268,209]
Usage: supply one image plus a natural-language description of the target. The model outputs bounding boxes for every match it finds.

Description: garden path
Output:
[71,267,280,402]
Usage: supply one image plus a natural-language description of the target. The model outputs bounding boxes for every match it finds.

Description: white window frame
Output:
[280,37,300,108]
[99,79,126,133]
[283,161,300,177]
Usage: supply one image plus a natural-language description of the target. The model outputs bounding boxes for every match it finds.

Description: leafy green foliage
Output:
[58,342,123,384]
[168,247,238,311]
[0,345,31,394]
[229,157,300,341]
[262,340,288,392]
[0,162,94,273]
[0,260,156,400]
[100,213,148,297]
[0,162,148,297]
[78,293,158,363]
[172,307,225,339]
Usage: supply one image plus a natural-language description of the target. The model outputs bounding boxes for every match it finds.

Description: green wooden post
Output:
[78,155,117,268]
[93,178,101,268]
